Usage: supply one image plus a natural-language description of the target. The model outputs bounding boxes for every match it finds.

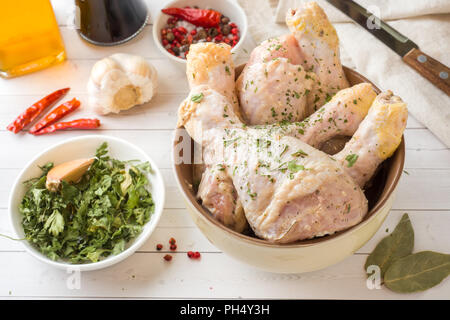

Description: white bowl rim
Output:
[8,134,166,271]
[152,0,248,64]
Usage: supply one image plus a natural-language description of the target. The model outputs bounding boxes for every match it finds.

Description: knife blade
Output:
[326,0,450,96]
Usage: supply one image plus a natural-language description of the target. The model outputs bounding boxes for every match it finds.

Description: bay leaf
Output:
[365,213,414,277]
[384,251,450,293]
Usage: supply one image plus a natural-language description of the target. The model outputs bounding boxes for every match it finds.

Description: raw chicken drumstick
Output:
[335,91,408,187]
[286,2,349,113]
[266,82,377,149]
[236,35,315,124]
[185,42,240,112]
[183,43,247,232]
[179,82,407,242]
[180,82,377,233]
[237,1,349,125]
[180,43,377,234]
[179,90,364,242]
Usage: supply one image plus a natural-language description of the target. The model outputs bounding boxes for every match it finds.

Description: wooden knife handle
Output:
[403,48,450,96]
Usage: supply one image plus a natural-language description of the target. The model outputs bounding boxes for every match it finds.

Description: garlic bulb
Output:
[87,53,158,115]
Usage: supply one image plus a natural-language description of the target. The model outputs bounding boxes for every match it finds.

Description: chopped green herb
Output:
[191,93,204,103]
[280,145,289,157]
[345,153,359,167]
[288,160,305,173]
[246,183,257,200]
[292,149,308,157]
[223,137,241,147]
[271,107,278,118]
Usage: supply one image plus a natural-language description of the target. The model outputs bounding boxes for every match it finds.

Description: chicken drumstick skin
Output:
[236,57,314,124]
[286,2,350,114]
[182,44,248,232]
[236,34,315,124]
[237,2,350,126]
[335,91,408,187]
[265,83,377,148]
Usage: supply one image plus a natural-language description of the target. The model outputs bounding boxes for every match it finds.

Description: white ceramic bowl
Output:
[152,0,248,64]
[8,135,165,271]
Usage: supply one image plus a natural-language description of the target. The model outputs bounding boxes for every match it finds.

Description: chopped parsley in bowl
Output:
[20,142,154,263]
[9,136,165,271]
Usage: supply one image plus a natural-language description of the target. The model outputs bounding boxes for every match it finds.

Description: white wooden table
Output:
[0,1,449,300]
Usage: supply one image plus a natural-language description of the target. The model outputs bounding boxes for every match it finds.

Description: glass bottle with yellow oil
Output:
[0,0,66,78]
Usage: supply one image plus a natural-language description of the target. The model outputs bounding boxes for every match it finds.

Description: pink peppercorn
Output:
[187,251,200,259]
[163,254,172,261]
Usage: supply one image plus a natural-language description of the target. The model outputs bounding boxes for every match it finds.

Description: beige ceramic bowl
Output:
[173,66,405,273]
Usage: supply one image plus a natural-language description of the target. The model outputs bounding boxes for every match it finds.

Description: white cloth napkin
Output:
[238,0,450,147]
[275,0,450,23]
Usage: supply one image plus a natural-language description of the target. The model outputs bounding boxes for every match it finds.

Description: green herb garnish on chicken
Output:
[19,142,154,263]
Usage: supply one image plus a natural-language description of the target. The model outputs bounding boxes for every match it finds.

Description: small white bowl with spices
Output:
[8,135,165,271]
[153,0,248,63]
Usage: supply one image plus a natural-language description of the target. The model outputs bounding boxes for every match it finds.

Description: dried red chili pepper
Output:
[6,88,70,133]
[161,8,221,28]
[29,98,81,134]
[33,118,100,135]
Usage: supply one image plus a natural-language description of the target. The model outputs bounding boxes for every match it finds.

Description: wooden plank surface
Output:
[0,0,448,300]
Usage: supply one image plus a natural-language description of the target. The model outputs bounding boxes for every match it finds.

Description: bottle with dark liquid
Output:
[76,0,148,46]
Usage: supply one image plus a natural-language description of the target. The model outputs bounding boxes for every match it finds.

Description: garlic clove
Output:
[46,158,95,191]
[89,57,120,87]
